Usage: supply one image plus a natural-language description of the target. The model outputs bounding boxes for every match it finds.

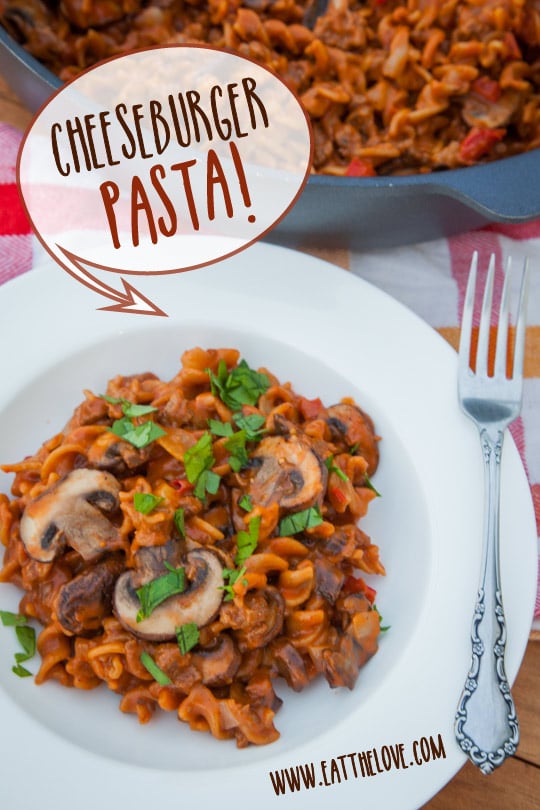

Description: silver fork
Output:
[454,251,529,774]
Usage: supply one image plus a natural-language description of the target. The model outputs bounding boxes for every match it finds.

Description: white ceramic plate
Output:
[0,243,536,810]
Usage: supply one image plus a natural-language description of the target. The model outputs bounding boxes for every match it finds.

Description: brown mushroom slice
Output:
[113,548,223,641]
[245,669,284,713]
[19,468,122,563]
[54,555,125,636]
[87,431,152,476]
[191,635,241,687]
[135,540,184,579]
[326,402,379,474]
[317,635,361,690]
[233,587,285,652]
[461,89,519,130]
[313,556,345,604]
[248,435,327,512]
[270,638,310,692]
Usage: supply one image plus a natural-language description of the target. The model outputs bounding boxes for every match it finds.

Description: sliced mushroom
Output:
[87,431,152,476]
[135,540,184,579]
[270,638,310,692]
[265,411,295,435]
[326,402,379,474]
[319,635,361,690]
[231,587,285,652]
[114,547,223,641]
[461,89,519,130]
[245,669,283,713]
[313,556,345,604]
[1,0,53,41]
[20,468,122,563]
[247,435,327,512]
[191,635,241,686]
[54,554,125,636]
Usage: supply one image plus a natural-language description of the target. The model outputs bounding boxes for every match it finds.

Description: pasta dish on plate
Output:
[0,347,385,747]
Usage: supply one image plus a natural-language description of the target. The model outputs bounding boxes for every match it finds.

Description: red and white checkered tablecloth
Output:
[1,121,539,625]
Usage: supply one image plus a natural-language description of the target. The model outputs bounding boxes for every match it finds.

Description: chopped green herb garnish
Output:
[140,651,172,685]
[185,432,214,484]
[174,508,185,538]
[136,564,186,622]
[133,492,164,515]
[204,470,221,495]
[15,624,36,660]
[235,516,260,566]
[238,494,253,512]
[101,395,158,418]
[193,469,221,500]
[209,413,265,472]
[110,416,166,449]
[364,474,381,497]
[224,430,249,472]
[208,419,234,437]
[101,394,123,404]
[207,359,270,410]
[123,402,158,418]
[221,566,248,601]
[374,605,390,632]
[1,611,36,677]
[0,610,27,627]
[184,433,221,500]
[232,412,267,441]
[12,663,32,678]
[279,506,323,536]
[324,455,348,482]
[176,622,200,655]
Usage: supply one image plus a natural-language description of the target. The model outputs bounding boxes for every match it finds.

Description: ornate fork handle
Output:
[455,426,519,774]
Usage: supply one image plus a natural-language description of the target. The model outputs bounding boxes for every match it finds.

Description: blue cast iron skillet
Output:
[2,26,539,250]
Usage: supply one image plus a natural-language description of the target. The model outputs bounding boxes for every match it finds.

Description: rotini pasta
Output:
[0,347,385,747]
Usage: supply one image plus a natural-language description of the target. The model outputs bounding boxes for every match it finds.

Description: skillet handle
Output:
[425,150,540,222]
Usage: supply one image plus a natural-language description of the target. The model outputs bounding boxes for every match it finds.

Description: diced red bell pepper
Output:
[299,396,325,420]
[342,575,377,602]
[459,127,505,162]
[330,485,348,508]
[472,76,501,103]
[504,32,522,60]
[345,158,377,177]
[364,584,377,603]
[171,478,193,494]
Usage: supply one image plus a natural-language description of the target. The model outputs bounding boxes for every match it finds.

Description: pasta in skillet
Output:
[1,0,540,174]
[0,347,385,747]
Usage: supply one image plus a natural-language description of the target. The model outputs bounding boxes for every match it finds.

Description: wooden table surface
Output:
[0,71,539,809]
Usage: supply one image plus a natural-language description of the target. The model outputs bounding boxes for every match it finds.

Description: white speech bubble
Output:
[18,45,313,277]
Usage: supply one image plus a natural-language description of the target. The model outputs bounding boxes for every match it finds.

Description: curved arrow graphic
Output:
[56,246,168,317]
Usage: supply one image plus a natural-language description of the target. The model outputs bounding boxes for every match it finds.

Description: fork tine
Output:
[459,251,478,373]
[476,254,496,378]
[512,258,529,380]
[494,257,511,379]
